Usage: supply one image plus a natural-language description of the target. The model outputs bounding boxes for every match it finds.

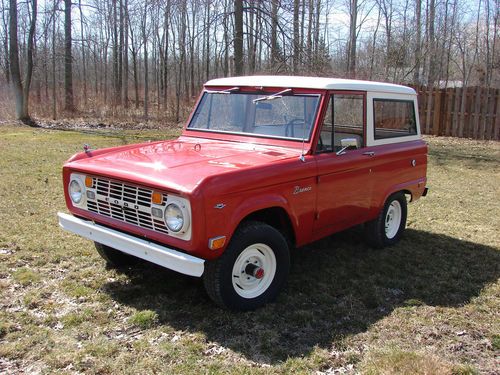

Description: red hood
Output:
[65,136,301,193]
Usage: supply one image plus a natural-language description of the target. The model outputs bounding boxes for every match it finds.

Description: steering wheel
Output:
[285,118,305,138]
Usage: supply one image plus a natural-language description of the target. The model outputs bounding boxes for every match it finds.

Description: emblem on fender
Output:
[293,186,312,195]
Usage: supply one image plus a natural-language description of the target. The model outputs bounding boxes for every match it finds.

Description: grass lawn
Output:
[0,123,498,374]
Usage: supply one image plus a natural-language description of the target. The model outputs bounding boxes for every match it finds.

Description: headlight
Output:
[69,178,85,204]
[164,203,184,232]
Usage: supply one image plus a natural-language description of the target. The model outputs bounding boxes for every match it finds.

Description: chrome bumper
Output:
[57,212,204,277]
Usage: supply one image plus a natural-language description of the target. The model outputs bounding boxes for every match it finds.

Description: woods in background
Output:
[0,0,498,123]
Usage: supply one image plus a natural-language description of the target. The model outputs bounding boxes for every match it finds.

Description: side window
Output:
[316,94,364,153]
[373,99,417,139]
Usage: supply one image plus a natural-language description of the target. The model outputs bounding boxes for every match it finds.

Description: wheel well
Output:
[402,189,413,202]
[241,207,295,247]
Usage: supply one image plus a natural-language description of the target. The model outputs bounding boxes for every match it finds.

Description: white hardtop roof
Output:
[206,75,416,95]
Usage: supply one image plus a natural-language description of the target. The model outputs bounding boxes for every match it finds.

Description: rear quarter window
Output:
[373,99,417,140]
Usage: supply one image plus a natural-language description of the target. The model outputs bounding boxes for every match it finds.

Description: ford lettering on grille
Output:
[84,176,169,234]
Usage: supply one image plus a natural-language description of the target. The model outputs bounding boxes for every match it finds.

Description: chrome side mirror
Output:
[336,138,359,155]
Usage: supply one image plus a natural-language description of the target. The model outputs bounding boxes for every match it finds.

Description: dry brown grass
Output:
[0,124,498,374]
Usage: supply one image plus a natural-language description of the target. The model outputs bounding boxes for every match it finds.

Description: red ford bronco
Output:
[58,76,428,310]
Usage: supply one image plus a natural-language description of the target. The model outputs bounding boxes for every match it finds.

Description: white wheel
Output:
[203,221,290,310]
[231,243,277,299]
[364,192,407,248]
[385,200,402,239]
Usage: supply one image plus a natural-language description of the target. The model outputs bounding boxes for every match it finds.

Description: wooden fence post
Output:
[432,88,441,135]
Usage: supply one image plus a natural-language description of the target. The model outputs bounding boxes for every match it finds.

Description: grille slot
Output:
[86,177,169,234]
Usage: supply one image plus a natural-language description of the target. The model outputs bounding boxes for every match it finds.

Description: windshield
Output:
[187,91,320,141]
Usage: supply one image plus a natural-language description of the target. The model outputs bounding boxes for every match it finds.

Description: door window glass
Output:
[316,94,364,152]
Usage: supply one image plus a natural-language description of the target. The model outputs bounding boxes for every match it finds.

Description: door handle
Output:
[363,151,375,157]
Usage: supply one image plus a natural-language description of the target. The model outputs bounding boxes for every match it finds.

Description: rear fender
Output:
[375,178,427,213]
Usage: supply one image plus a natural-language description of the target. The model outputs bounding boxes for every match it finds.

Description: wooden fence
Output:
[409,85,500,141]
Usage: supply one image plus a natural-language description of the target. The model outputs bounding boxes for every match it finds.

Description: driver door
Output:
[313,92,376,238]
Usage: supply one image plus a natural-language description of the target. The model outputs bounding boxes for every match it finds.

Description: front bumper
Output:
[57,212,204,277]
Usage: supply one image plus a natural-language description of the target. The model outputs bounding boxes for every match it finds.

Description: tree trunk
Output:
[313,0,320,62]
[64,0,74,112]
[205,0,210,80]
[426,0,437,86]
[9,0,25,120]
[23,0,37,120]
[234,0,243,75]
[118,0,123,106]
[52,0,57,119]
[143,4,149,120]
[9,0,37,122]
[163,0,170,110]
[123,0,129,108]
[112,0,119,107]
[369,6,381,80]
[413,0,421,84]
[1,2,9,84]
[307,0,313,67]
[348,0,358,77]
[293,0,299,73]
[270,0,278,67]
[223,0,229,76]
[78,0,87,106]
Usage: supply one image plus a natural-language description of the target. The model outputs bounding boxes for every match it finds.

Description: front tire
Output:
[94,242,139,268]
[365,192,407,248]
[203,221,290,311]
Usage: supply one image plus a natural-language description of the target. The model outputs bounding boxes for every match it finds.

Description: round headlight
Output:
[164,203,184,232]
[69,179,84,204]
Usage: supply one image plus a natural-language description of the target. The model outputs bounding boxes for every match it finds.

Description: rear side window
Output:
[373,99,417,139]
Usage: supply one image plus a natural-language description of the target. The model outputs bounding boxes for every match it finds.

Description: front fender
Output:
[229,194,291,234]
[202,192,295,259]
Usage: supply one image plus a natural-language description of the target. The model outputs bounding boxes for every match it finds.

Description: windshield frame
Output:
[185,89,322,143]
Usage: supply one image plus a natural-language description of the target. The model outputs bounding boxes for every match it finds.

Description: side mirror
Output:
[336,138,359,155]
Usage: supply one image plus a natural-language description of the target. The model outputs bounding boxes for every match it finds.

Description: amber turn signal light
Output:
[85,176,93,188]
[208,236,226,250]
[151,191,163,205]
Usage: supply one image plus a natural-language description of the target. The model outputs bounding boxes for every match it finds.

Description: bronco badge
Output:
[293,186,312,195]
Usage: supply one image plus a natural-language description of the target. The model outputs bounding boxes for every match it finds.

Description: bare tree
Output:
[9,0,37,122]
[234,0,243,75]
[64,0,74,112]
[347,0,358,77]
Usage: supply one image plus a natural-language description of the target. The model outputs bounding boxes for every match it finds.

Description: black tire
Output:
[364,192,407,248]
[94,242,139,268]
[203,221,290,311]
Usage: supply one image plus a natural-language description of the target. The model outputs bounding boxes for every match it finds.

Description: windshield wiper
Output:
[253,88,292,103]
[204,87,240,94]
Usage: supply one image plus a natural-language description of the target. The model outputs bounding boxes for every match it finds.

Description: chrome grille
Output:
[85,177,169,234]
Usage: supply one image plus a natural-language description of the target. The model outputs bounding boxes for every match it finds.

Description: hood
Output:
[66,136,300,193]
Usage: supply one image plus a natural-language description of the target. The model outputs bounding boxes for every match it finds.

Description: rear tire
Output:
[94,242,139,268]
[203,221,290,311]
[365,192,407,248]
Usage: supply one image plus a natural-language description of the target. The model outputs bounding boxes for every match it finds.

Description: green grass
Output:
[0,124,499,374]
